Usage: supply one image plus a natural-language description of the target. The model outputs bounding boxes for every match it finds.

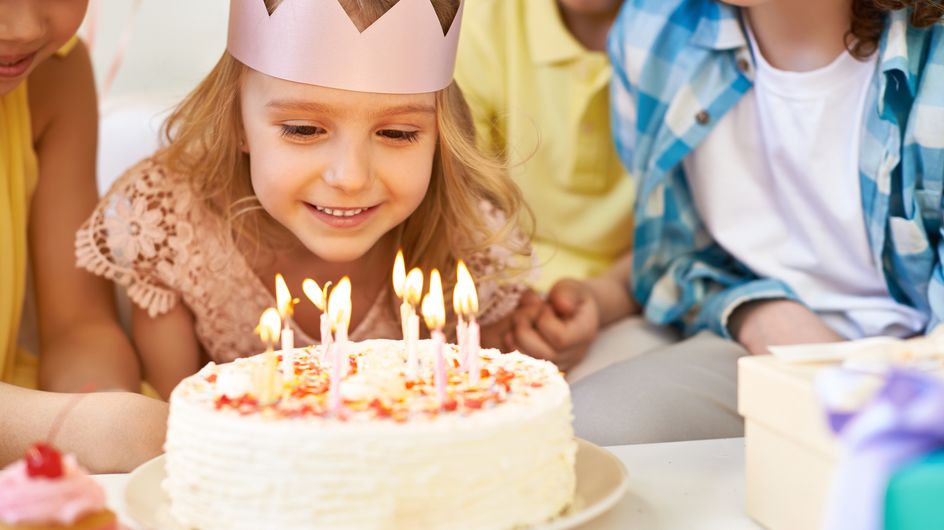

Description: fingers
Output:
[535,301,599,350]
[547,280,580,318]
[507,305,556,361]
[519,288,544,308]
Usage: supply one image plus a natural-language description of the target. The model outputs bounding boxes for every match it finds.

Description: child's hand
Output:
[506,281,600,372]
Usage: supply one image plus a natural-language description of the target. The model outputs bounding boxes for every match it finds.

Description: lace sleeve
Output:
[466,200,535,326]
[75,159,187,317]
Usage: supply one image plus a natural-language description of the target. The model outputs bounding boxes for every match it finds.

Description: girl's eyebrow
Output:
[265,99,333,114]
[368,104,436,119]
[265,99,434,118]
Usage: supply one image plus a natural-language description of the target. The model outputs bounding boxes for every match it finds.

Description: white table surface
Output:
[95,437,762,530]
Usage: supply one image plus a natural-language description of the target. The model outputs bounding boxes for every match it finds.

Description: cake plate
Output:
[125,438,628,529]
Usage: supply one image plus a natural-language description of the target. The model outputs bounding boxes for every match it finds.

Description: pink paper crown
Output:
[227,0,465,94]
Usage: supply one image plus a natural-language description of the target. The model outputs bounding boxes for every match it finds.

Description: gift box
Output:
[739,334,944,530]
[738,356,839,530]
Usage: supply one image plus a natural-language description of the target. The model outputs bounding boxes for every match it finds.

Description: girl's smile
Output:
[305,203,381,229]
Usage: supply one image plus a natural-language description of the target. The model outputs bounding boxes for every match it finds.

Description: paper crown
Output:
[227,0,465,94]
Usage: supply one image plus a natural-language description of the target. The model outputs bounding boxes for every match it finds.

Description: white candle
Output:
[329,341,343,414]
[400,301,411,340]
[280,326,294,379]
[319,313,331,351]
[456,316,468,367]
[406,311,420,380]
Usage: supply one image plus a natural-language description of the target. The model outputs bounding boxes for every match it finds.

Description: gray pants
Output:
[571,331,748,446]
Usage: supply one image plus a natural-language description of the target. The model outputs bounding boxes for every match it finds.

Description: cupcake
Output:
[0,443,117,530]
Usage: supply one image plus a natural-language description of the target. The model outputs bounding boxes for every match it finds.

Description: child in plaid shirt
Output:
[572,0,944,444]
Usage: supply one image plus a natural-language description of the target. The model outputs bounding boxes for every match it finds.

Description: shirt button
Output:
[737,58,751,72]
[695,110,710,125]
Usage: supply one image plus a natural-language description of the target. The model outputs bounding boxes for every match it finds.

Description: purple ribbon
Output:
[817,367,944,530]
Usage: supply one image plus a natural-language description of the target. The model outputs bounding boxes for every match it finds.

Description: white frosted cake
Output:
[164,339,576,530]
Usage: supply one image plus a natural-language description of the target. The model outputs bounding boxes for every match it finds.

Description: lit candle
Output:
[302,278,333,357]
[403,268,424,380]
[422,269,448,407]
[327,277,352,415]
[275,274,298,378]
[254,307,283,405]
[453,277,468,365]
[393,250,409,339]
[455,261,481,386]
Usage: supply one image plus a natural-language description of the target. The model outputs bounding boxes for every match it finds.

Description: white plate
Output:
[125,438,628,529]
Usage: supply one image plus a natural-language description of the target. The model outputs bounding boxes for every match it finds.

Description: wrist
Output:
[728,298,793,345]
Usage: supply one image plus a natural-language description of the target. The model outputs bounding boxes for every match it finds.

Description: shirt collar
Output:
[876,10,917,102]
[527,0,588,65]
[690,0,747,50]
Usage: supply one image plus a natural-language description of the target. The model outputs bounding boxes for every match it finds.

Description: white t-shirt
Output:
[682,27,927,339]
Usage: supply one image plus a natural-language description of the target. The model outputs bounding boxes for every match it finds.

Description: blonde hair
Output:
[157,3,529,307]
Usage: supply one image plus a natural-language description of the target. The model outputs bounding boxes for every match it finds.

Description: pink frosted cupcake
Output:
[0,444,117,530]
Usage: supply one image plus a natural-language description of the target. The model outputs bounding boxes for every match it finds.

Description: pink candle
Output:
[433,330,448,406]
[467,318,481,386]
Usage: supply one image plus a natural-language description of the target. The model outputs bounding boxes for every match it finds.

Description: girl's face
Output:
[0,0,88,96]
[240,70,438,263]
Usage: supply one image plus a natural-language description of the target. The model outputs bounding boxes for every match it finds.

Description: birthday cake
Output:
[164,339,576,530]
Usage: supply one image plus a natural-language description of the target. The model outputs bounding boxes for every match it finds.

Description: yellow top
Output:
[455,0,635,291]
[1,36,78,387]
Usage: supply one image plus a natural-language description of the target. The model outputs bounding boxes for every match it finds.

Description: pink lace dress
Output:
[75,159,529,363]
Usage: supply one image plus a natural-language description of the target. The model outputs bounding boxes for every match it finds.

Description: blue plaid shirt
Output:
[609,0,944,338]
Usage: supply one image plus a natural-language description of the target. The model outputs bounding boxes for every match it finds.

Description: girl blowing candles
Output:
[77,0,532,399]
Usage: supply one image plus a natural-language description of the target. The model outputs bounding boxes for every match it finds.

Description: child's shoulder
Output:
[76,157,214,317]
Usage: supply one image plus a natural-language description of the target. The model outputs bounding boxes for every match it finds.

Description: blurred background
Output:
[79,0,229,192]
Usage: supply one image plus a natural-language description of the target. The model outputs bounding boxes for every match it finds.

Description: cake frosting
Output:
[164,339,576,530]
[0,452,110,528]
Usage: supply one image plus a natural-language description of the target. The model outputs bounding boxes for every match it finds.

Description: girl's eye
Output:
[280,125,324,139]
[378,129,420,143]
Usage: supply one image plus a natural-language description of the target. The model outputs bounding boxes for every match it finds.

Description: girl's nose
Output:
[0,3,45,48]
[323,138,370,193]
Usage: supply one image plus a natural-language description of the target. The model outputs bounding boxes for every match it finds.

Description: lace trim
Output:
[76,216,178,318]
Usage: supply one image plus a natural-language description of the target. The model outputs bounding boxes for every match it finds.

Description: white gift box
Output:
[737,333,944,530]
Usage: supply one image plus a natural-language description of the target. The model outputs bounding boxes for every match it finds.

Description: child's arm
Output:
[131,303,203,401]
[28,41,140,392]
[728,300,845,356]
[0,383,167,473]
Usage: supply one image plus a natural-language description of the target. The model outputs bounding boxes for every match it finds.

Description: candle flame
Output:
[404,267,424,307]
[453,260,479,317]
[274,274,298,318]
[327,277,352,333]
[393,250,406,299]
[421,269,445,330]
[302,278,330,312]
[256,307,282,345]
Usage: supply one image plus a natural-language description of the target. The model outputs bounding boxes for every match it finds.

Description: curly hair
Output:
[848,1,944,58]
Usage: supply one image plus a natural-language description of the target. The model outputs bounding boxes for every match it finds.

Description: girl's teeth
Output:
[316,206,366,217]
